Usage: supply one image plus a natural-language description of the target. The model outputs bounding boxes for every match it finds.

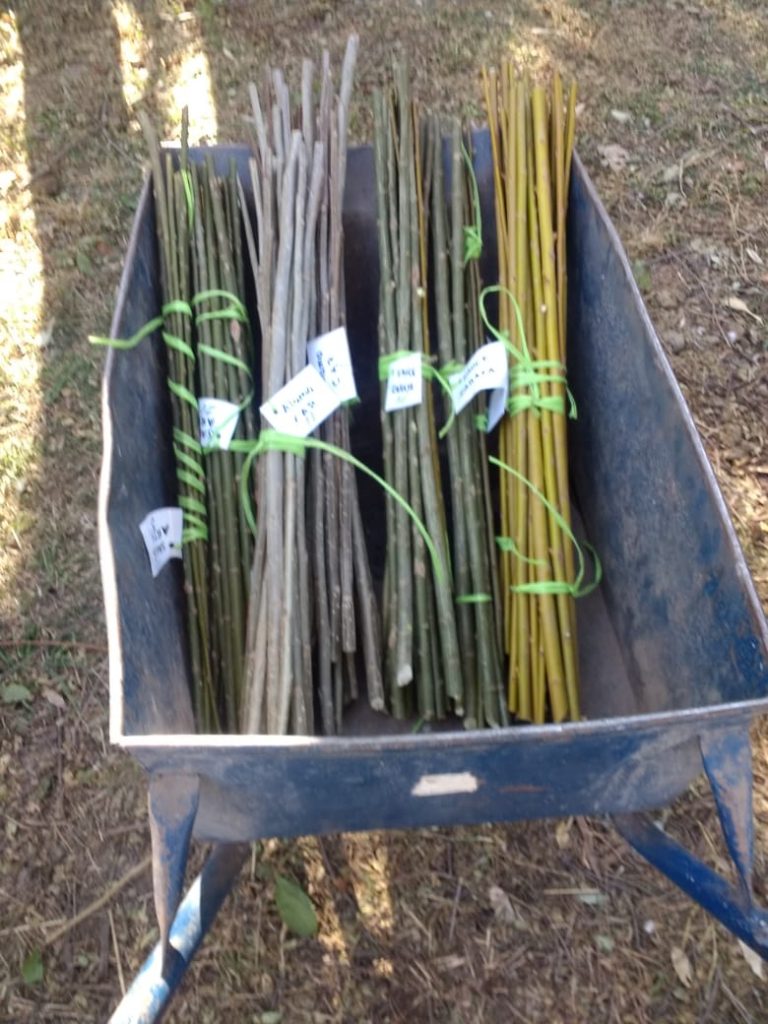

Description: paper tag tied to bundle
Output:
[449,340,508,431]
[384,352,423,412]
[199,397,240,450]
[260,363,340,437]
[307,326,358,403]
[139,507,183,578]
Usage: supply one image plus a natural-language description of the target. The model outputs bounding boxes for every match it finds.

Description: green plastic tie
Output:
[478,285,577,423]
[233,429,446,583]
[455,593,492,604]
[462,141,483,265]
[491,454,601,598]
[89,288,253,543]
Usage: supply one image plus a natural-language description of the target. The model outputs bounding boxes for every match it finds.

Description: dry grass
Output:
[1,0,767,1021]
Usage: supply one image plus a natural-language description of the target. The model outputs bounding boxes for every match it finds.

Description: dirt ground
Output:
[1,0,767,1021]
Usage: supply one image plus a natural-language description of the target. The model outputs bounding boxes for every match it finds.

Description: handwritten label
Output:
[384,352,423,412]
[260,363,340,437]
[450,341,508,415]
[199,397,240,450]
[307,326,358,403]
[139,507,183,578]
[485,369,509,433]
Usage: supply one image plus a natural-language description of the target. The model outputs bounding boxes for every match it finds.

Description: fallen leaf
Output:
[434,954,466,971]
[596,934,614,953]
[31,318,55,349]
[43,688,67,711]
[489,885,526,928]
[21,949,44,985]
[597,144,630,172]
[671,946,693,988]
[610,109,632,124]
[1,683,33,705]
[555,817,572,849]
[662,162,681,184]
[274,876,317,938]
[260,1012,282,1024]
[737,939,765,980]
[723,296,764,324]
[75,250,93,275]
[746,248,764,266]
[577,891,608,907]
[632,260,652,292]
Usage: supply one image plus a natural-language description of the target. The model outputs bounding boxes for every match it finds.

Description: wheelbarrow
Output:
[98,134,768,1022]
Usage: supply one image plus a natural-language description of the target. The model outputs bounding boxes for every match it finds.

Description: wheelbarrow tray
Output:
[98,139,768,847]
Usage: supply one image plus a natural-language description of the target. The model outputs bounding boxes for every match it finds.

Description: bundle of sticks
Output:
[240,36,384,735]
[125,47,591,735]
[373,66,509,726]
[141,112,255,733]
[483,64,581,724]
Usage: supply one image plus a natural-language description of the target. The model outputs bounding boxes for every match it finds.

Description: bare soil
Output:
[1,1,767,1021]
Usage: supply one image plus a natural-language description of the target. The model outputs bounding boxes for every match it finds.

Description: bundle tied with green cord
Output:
[373,63,463,722]
[427,116,505,728]
[483,63,600,724]
[94,111,257,732]
[240,35,385,736]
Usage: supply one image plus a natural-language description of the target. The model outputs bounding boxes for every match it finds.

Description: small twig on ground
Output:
[108,907,127,996]
[43,854,151,947]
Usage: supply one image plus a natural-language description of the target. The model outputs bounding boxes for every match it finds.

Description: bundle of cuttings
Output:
[373,65,466,723]
[96,112,257,733]
[426,115,505,727]
[483,63,595,724]
[240,35,385,736]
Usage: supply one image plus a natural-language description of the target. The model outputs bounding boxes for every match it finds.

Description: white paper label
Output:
[260,363,340,437]
[307,326,358,403]
[139,507,183,578]
[384,352,423,411]
[450,341,509,415]
[199,397,240,450]
[485,370,509,433]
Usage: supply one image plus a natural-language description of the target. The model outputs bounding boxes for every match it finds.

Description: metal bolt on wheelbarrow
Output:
[98,135,768,1022]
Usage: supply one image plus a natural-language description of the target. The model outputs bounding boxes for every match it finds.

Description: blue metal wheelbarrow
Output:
[98,136,768,1022]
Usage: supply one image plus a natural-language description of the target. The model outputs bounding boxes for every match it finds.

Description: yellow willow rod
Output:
[531,85,578,719]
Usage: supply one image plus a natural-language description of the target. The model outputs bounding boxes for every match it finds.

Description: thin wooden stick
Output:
[44,856,151,948]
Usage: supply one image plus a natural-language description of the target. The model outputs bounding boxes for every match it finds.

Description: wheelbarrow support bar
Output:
[109,842,249,1024]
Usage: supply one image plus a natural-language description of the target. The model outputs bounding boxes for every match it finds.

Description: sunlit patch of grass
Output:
[112,0,150,110]
[0,9,44,622]
[166,48,218,143]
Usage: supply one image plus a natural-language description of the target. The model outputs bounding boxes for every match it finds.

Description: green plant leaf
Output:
[75,250,93,275]
[274,875,317,938]
[1,682,33,705]
[22,948,44,985]
[632,259,652,292]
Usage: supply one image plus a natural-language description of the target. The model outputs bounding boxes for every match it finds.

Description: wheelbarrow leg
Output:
[148,773,200,972]
[109,842,250,1024]
[614,724,768,959]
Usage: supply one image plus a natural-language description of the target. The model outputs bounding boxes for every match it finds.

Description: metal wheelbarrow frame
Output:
[98,137,768,1022]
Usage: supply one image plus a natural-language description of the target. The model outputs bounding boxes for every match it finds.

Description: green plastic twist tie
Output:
[478,285,577,423]
[462,141,483,265]
[491,454,601,599]
[232,429,445,584]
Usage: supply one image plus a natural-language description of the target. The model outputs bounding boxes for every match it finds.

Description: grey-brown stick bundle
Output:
[241,35,383,735]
